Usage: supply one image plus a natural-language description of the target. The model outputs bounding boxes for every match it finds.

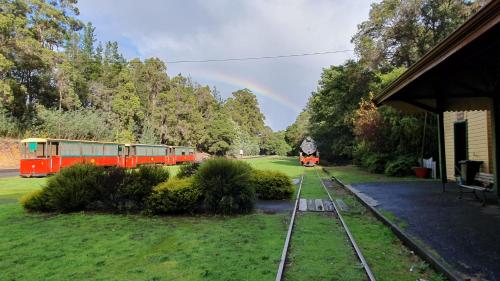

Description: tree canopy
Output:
[286,0,482,171]
[0,0,287,156]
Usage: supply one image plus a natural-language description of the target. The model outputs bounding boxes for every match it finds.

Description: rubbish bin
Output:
[459,160,483,185]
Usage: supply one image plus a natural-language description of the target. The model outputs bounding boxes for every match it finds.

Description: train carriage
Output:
[172,146,196,163]
[19,138,196,177]
[20,138,123,177]
[123,143,176,168]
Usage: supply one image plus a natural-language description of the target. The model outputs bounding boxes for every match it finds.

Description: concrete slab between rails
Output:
[298,199,334,212]
[335,181,462,281]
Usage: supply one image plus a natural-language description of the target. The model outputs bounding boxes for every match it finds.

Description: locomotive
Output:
[19,138,196,177]
[299,137,319,166]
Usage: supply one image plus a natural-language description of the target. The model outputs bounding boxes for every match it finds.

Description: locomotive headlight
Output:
[32,165,35,168]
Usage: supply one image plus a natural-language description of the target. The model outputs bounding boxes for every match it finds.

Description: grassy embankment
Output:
[320,165,445,281]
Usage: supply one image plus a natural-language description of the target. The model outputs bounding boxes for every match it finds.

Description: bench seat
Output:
[458,173,494,206]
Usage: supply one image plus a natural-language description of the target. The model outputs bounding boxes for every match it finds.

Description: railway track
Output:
[275,168,376,281]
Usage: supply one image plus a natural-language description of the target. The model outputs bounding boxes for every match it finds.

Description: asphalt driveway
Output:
[352,181,500,281]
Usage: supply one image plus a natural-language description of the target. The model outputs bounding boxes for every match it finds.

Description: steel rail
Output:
[315,169,377,281]
[275,174,304,281]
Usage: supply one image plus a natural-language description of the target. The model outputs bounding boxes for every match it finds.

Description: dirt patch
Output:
[0,138,20,168]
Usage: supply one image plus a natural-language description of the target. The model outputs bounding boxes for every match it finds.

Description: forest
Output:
[285,0,485,176]
[0,0,290,156]
[1,0,486,164]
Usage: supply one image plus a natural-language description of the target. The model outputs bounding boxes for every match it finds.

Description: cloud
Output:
[77,0,372,130]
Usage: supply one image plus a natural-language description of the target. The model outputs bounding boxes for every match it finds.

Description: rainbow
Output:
[190,69,302,112]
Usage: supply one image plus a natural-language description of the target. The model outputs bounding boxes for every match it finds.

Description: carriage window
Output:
[50,142,59,156]
[24,142,46,159]
[60,142,81,156]
[104,144,118,156]
[82,144,93,156]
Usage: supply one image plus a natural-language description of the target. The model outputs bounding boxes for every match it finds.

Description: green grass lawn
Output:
[0,177,45,204]
[284,213,366,281]
[319,169,445,281]
[0,158,445,281]
[165,165,180,177]
[244,156,303,179]
[323,165,428,184]
[299,168,328,199]
[0,163,290,281]
[0,203,288,281]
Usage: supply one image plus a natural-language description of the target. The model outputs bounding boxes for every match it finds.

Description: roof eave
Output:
[373,0,500,105]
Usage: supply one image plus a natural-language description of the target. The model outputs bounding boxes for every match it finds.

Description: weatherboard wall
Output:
[444,110,493,181]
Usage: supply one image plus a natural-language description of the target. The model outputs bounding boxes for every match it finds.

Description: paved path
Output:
[352,181,500,281]
[0,169,19,178]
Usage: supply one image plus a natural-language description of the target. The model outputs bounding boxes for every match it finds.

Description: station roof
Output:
[373,1,500,113]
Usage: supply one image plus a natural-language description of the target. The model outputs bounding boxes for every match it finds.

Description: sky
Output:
[77,0,374,131]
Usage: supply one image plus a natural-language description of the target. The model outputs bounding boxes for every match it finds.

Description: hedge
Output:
[250,170,293,200]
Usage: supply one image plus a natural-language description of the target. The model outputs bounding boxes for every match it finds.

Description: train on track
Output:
[19,138,196,177]
[299,137,319,166]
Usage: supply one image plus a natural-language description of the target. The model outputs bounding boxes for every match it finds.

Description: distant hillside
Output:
[0,138,20,169]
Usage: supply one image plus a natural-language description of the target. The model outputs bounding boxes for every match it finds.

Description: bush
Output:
[384,156,417,177]
[147,178,202,214]
[20,164,170,213]
[92,166,128,210]
[250,170,293,200]
[194,158,255,215]
[20,190,49,211]
[362,153,389,174]
[177,162,201,179]
[120,165,170,210]
[43,163,104,212]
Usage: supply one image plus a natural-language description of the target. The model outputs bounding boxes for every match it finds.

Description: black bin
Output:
[459,160,483,185]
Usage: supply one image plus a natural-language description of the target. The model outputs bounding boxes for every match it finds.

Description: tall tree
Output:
[352,0,485,69]
[0,0,82,124]
[224,89,265,136]
[204,110,237,155]
[285,110,311,154]
[308,60,378,160]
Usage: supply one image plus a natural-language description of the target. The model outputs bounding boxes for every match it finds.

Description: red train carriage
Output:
[20,138,124,177]
[19,138,196,177]
[123,144,176,168]
[172,146,196,163]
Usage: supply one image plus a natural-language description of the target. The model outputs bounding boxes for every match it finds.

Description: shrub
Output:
[194,158,255,214]
[43,163,104,212]
[363,153,389,174]
[250,170,293,200]
[384,156,417,177]
[147,178,202,214]
[20,164,170,213]
[120,165,170,210]
[20,190,49,212]
[177,162,201,179]
[92,166,128,210]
